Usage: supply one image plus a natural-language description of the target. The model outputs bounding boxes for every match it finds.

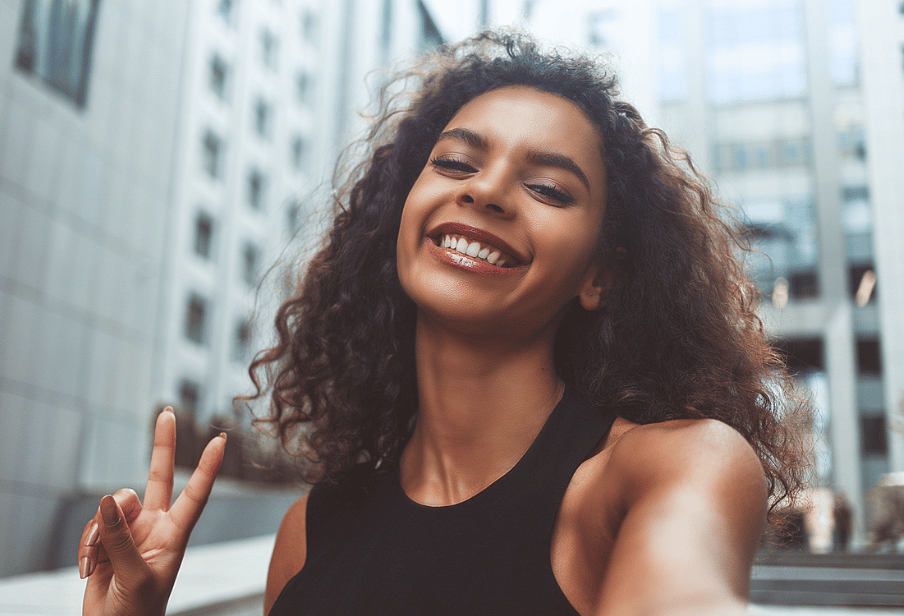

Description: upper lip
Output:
[426,222,528,265]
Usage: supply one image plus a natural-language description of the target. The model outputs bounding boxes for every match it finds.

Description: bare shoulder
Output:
[604,417,766,498]
[582,418,768,614]
[265,493,310,615]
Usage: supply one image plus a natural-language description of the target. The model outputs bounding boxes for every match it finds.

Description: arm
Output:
[595,419,767,616]
[79,408,226,616]
[264,493,310,615]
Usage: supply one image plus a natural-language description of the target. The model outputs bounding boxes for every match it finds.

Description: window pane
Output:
[195,213,213,259]
[185,295,207,344]
[15,0,102,107]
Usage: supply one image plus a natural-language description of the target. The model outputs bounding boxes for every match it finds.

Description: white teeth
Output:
[439,233,513,267]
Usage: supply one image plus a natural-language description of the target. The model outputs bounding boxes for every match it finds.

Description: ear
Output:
[578,260,616,311]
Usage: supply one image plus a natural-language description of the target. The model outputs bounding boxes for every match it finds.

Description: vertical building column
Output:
[859,0,904,473]
[683,0,710,171]
[804,0,863,536]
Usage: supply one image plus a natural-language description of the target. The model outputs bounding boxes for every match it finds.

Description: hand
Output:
[78,407,227,616]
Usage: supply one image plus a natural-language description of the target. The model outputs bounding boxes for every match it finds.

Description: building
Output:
[0,0,190,576]
[526,0,904,542]
[0,0,445,578]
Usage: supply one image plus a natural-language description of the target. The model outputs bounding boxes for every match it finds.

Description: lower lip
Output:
[424,238,526,275]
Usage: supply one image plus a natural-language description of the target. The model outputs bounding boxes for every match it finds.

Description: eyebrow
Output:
[436,127,592,191]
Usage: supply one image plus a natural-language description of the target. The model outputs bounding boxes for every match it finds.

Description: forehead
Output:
[443,86,604,154]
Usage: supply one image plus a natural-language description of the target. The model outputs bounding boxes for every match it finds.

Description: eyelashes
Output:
[430,157,475,173]
[429,157,576,206]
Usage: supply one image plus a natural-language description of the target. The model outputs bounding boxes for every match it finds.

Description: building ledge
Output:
[0,534,274,615]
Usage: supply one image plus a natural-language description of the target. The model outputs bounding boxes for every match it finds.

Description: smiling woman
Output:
[78,32,810,616]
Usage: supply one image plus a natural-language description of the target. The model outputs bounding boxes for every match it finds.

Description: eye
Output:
[525,182,576,206]
[430,156,477,175]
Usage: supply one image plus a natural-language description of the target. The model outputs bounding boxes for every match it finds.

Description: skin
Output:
[266,88,767,615]
[82,87,767,616]
[78,408,226,616]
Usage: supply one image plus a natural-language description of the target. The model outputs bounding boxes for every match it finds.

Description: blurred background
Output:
[1,0,903,611]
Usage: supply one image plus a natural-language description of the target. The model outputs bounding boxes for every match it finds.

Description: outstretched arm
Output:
[78,407,226,616]
[595,419,767,616]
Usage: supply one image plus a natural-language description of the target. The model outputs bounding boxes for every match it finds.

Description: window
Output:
[296,72,310,103]
[218,0,235,23]
[291,135,305,169]
[861,415,888,456]
[856,338,882,375]
[302,9,318,41]
[15,0,101,107]
[185,295,208,344]
[210,55,228,100]
[233,319,252,362]
[179,380,200,416]
[202,130,224,179]
[194,213,214,259]
[261,29,278,70]
[254,98,270,138]
[773,337,824,374]
[849,264,877,306]
[247,169,265,210]
[788,270,819,299]
[242,243,259,286]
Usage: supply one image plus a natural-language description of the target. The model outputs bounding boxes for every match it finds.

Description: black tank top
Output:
[269,389,617,615]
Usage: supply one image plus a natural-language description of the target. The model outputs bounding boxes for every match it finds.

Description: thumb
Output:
[98,494,151,582]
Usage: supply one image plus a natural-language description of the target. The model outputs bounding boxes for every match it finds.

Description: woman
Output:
[79,33,808,615]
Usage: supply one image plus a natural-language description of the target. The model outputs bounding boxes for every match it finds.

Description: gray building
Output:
[522,0,904,543]
[0,0,445,578]
[653,0,904,542]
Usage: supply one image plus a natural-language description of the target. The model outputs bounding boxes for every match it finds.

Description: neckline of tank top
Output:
[390,387,586,512]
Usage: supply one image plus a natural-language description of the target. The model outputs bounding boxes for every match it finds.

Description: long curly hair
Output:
[242,32,809,517]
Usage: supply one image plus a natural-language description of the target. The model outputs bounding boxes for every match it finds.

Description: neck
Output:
[400,310,564,506]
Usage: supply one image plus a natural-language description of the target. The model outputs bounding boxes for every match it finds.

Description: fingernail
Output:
[218,432,227,440]
[85,556,96,577]
[100,495,120,527]
[79,556,88,579]
[164,406,174,414]
[86,522,99,546]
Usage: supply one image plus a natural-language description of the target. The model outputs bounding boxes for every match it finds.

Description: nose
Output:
[456,166,512,217]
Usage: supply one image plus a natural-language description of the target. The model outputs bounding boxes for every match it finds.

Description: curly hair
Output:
[242,31,809,517]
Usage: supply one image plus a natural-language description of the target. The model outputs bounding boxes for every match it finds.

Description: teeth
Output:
[439,233,513,267]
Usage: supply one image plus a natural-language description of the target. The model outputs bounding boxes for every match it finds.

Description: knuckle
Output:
[182,482,208,506]
[107,529,135,554]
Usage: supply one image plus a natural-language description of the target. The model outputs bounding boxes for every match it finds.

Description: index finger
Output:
[169,432,226,533]
[143,407,176,510]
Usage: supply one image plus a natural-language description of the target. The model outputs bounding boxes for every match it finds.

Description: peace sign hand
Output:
[78,407,226,616]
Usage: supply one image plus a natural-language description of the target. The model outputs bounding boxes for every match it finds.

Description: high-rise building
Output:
[526,0,904,542]
[0,0,445,578]
[0,0,190,576]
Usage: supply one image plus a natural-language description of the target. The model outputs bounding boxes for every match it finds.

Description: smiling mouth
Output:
[432,233,522,268]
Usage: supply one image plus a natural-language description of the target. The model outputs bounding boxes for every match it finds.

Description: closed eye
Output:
[430,157,477,174]
[526,182,576,206]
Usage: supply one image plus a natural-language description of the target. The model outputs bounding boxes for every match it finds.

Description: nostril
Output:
[486,203,503,213]
[462,194,474,204]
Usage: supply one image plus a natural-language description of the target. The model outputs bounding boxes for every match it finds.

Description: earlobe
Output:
[579,286,605,311]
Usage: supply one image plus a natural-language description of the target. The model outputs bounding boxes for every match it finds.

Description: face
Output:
[396,86,609,340]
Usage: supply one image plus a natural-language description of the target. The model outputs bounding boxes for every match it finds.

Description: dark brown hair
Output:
[242,32,809,517]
